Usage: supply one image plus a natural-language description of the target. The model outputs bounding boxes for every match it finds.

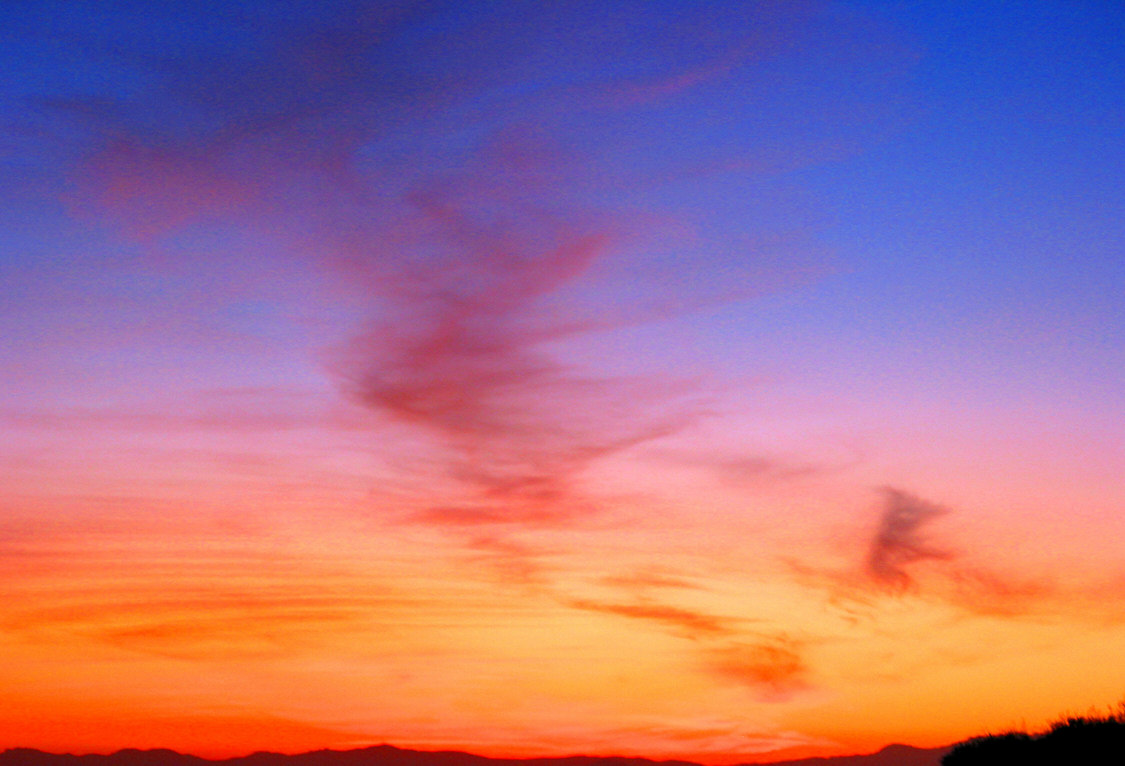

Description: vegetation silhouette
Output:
[942,703,1125,765]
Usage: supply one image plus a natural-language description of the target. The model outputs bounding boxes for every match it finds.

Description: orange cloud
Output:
[564,598,735,640]
[708,638,808,700]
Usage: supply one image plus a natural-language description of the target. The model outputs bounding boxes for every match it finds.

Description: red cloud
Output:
[708,638,808,699]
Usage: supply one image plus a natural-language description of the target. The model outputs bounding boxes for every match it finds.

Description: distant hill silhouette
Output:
[748,743,948,766]
[942,712,1125,765]
[11,701,1125,766]
[0,742,950,766]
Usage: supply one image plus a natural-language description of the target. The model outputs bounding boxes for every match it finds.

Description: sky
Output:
[1,1,1123,762]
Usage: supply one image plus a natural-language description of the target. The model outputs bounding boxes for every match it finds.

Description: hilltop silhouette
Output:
[942,709,1125,765]
[0,742,949,766]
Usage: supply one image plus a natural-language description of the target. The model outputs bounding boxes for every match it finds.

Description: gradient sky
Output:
[2,1,1124,762]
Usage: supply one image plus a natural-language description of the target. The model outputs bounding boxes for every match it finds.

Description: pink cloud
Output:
[33,2,869,539]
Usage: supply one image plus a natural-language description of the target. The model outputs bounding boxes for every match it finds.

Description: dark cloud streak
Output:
[865,486,951,591]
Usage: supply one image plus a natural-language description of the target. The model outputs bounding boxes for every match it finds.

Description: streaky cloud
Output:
[865,486,951,592]
[35,2,836,531]
[564,597,736,639]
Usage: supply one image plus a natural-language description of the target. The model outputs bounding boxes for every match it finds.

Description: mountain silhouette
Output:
[0,743,950,766]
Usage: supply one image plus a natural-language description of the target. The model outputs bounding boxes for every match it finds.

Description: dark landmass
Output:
[759,743,948,766]
[942,714,1125,765]
[9,702,1123,766]
[0,743,950,766]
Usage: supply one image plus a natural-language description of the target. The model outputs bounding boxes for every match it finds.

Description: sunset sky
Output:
[2,1,1124,762]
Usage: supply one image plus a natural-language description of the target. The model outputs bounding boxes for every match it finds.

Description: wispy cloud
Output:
[28,3,841,534]
[561,592,812,699]
[598,569,707,592]
[16,4,918,634]
[788,486,1083,621]
[0,387,346,433]
[654,450,846,492]
[601,1,819,107]
[708,637,808,700]
[565,597,736,639]
[865,486,952,591]
[333,151,706,524]
[458,534,559,587]
[3,584,410,660]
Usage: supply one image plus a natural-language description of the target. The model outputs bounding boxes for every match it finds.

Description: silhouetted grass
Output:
[943,700,1125,765]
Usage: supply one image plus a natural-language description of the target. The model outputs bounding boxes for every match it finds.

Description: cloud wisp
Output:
[708,638,808,701]
[24,2,863,533]
[784,486,1078,622]
[561,591,811,699]
[565,597,737,640]
[333,149,705,525]
[865,486,952,592]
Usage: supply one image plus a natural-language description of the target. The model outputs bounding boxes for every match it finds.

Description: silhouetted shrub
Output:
[942,709,1125,765]
[941,732,1033,766]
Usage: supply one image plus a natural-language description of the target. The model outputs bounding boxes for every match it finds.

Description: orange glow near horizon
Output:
[5,463,1125,762]
[3,1,1125,763]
